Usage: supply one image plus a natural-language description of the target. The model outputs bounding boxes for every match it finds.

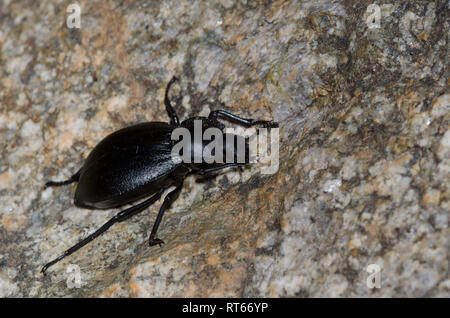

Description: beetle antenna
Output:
[165,76,180,126]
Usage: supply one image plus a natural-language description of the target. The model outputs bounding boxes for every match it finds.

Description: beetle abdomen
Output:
[74,122,179,208]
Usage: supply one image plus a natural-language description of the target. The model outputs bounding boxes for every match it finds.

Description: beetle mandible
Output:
[41,77,278,274]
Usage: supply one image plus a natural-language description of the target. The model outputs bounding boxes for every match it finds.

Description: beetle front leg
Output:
[208,109,278,128]
[149,180,184,247]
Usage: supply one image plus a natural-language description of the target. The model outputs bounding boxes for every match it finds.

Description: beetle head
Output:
[171,117,251,170]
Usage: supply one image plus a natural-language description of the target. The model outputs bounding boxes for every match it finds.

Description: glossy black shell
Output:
[74,122,185,209]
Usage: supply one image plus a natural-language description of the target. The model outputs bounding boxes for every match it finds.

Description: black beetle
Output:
[41,77,278,274]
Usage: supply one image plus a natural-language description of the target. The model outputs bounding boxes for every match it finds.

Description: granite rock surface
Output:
[0,0,448,297]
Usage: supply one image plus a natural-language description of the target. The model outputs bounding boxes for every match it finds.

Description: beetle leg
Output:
[44,168,81,188]
[208,109,278,128]
[165,76,180,126]
[41,188,165,274]
[196,163,242,176]
[149,180,184,247]
[195,173,219,183]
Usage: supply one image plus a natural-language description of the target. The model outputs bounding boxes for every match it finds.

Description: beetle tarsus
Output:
[41,252,67,275]
[44,169,81,188]
[41,264,49,275]
[147,181,184,248]
[251,120,279,128]
[45,180,72,188]
[149,237,165,247]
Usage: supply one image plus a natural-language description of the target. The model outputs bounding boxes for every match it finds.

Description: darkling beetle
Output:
[41,77,278,274]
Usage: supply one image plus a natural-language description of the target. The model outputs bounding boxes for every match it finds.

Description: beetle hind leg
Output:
[44,169,81,188]
[41,188,165,274]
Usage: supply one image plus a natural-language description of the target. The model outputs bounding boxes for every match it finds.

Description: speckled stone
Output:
[0,0,448,297]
